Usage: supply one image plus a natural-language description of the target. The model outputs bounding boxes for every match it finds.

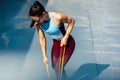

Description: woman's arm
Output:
[35,24,48,64]
[60,14,75,39]
[54,12,75,46]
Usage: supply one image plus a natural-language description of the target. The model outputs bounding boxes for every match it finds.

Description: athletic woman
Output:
[29,1,75,80]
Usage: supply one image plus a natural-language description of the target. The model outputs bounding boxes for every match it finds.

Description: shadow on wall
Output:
[0,0,48,53]
[69,63,109,80]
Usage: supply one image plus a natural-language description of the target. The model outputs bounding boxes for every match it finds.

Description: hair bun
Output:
[33,5,39,10]
[32,1,40,10]
[34,1,39,7]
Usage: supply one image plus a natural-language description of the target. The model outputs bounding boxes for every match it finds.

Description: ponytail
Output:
[29,1,45,28]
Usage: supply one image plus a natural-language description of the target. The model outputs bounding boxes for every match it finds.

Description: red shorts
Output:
[51,35,75,69]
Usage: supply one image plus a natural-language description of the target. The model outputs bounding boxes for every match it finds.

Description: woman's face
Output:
[30,15,44,23]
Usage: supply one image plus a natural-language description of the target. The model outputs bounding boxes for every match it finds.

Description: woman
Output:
[29,1,75,80]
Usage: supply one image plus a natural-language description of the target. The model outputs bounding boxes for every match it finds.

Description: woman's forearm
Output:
[64,18,75,39]
[36,25,47,58]
[39,37,47,57]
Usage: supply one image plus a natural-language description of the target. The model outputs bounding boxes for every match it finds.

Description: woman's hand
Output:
[34,21,39,26]
[60,37,68,47]
[43,56,48,64]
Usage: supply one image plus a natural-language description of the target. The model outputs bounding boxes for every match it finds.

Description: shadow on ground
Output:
[69,63,109,80]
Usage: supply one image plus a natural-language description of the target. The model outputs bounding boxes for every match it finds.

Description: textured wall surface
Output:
[0,0,120,80]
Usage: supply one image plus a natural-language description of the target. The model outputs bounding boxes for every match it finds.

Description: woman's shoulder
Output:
[51,12,64,20]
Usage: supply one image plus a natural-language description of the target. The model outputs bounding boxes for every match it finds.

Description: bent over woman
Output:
[29,1,75,80]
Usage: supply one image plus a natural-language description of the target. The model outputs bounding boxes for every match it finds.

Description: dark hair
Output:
[30,20,35,28]
[29,1,45,16]
[29,1,45,28]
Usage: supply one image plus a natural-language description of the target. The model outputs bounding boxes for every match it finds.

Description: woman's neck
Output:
[44,12,50,22]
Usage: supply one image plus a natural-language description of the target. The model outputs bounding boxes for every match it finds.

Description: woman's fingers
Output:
[60,37,67,47]
[34,21,39,26]
[43,56,48,64]
[60,40,67,47]
[60,42,64,47]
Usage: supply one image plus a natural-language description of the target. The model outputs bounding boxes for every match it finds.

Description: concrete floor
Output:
[0,0,120,80]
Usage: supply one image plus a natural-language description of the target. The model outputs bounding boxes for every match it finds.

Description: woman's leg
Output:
[51,36,75,80]
[51,40,61,78]
[63,36,75,67]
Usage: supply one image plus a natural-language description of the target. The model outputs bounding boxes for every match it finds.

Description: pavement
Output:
[0,0,120,80]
